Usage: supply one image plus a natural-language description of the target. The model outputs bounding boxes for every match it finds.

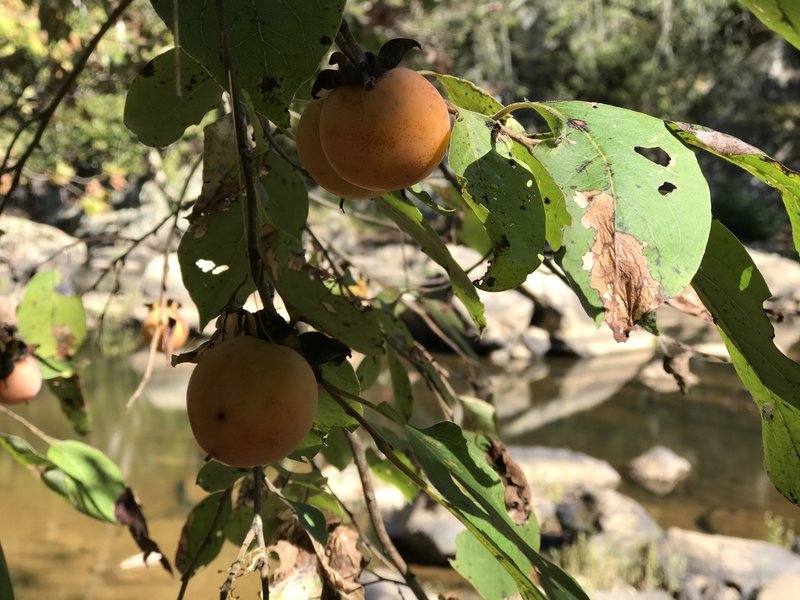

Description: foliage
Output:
[2,1,800,599]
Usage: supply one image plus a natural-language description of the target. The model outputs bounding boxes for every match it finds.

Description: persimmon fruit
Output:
[0,354,42,405]
[185,335,318,467]
[296,99,383,200]
[142,301,189,353]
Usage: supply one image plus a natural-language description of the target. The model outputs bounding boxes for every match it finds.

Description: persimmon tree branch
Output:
[0,0,136,216]
[345,431,428,600]
[214,0,278,321]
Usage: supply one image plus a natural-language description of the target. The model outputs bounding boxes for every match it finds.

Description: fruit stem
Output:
[251,465,270,598]
[335,19,374,88]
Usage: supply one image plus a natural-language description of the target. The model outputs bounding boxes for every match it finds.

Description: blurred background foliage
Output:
[2,0,799,244]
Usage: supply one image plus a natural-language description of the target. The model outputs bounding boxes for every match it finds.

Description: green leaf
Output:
[289,500,328,545]
[151,0,346,128]
[355,354,381,391]
[741,0,800,51]
[123,47,221,147]
[320,427,352,471]
[453,529,519,600]
[448,109,545,291]
[385,342,413,422]
[407,423,587,600]
[315,361,362,434]
[195,117,241,215]
[531,101,711,341]
[0,539,13,600]
[195,461,249,493]
[46,375,90,436]
[46,440,125,523]
[434,73,504,115]
[366,448,418,503]
[693,221,800,505]
[17,271,87,361]
[377,193,486,330]
[459,395,498,437]
[667,121,800,257]
[175,491,233,576]
[178,198,254,328]
[0,433,48,466]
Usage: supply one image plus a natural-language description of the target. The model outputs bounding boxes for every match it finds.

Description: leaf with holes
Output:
[693,221,800,506]
[150,0,346,128]
[741,0,800,51]
[531,101,711,341]
[668,121,800,257]
[448,109,545,291]
[46,375,91,436]
[17,271,87,363]
[178,197,254,329]
[124,47,221,147]
[434,73,504,115]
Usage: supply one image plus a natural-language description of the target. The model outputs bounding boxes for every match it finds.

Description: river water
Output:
[0,341,797,599]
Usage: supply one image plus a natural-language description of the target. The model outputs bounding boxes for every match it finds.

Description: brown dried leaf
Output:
[485,439,532,525]
[665,287,714,322]
[114,487,173,574]
[577,190,663,342]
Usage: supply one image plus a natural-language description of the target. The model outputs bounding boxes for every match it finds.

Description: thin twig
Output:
[0,0,136,215]
[176,487,234,600]
[214,0,277,321]
[346,431,428,600]
[219,528,257,599]
[252,465,270,598]
[258,116,309,177]
[0,404,57,445]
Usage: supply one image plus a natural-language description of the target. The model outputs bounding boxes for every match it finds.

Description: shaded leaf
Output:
[115,487,173,574]
[17,271,86,362]
[175,490,233,576]
[408,423,587,600]
[377,193,485,330]
[448,109,545,291]
[124,47,221,147]
[531,101,711,341]
[46,374,90,436]
[459,395,498,438]
[151,0,346,128]
[0,433,48,466]
[289,500,328,546]
[668,121,800,256]
[693,221,800,505]
[355,354,381,391]
[385,342,413,422]
[178,197,254,329]
[453,529,519,600]
[299,331,351,367]
[193,117,241,217]
[741,0,800,51]
[0,539,13,600]
[195,461,249,493]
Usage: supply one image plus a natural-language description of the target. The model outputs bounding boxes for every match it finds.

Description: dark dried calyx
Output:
[311,38,421,98]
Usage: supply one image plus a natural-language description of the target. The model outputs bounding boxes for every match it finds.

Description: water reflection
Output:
[0,346,796,598]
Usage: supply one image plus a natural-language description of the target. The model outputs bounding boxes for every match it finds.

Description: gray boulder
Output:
[758,574,800,600]
[679,575,741,600]
[0,215,87,282]
[628,446,692,496]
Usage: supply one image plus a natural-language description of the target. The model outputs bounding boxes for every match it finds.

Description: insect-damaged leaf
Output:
[150,0,346,128]
[46,374,91,436]
[124,47,221,147]
[531,101,711,341]
[693,221,800,506]
[668,121,800,257]
[448,109,545,291]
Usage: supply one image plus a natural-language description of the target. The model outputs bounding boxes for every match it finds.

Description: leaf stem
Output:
[214,0,278,321]
[489,101,532,122]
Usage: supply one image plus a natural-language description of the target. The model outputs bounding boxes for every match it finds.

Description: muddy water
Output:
[0,347,797,598]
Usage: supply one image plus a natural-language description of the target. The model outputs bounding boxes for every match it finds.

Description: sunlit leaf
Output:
[531,101,711,341]
[17,271,86,362]
[289,500,328,545]
[434,73,504,115]
[693,221,800,505]
[741,0,800,51]
[175,491,233,576]
[124,47,221,147]
[377,193,485,331]
[453,529,519,600]
[46,440,125,523]
[448,108,545,291]
[667,121,800,257]
[0,433,48,466]
[407,423,587,600]
[151,0,346,128]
